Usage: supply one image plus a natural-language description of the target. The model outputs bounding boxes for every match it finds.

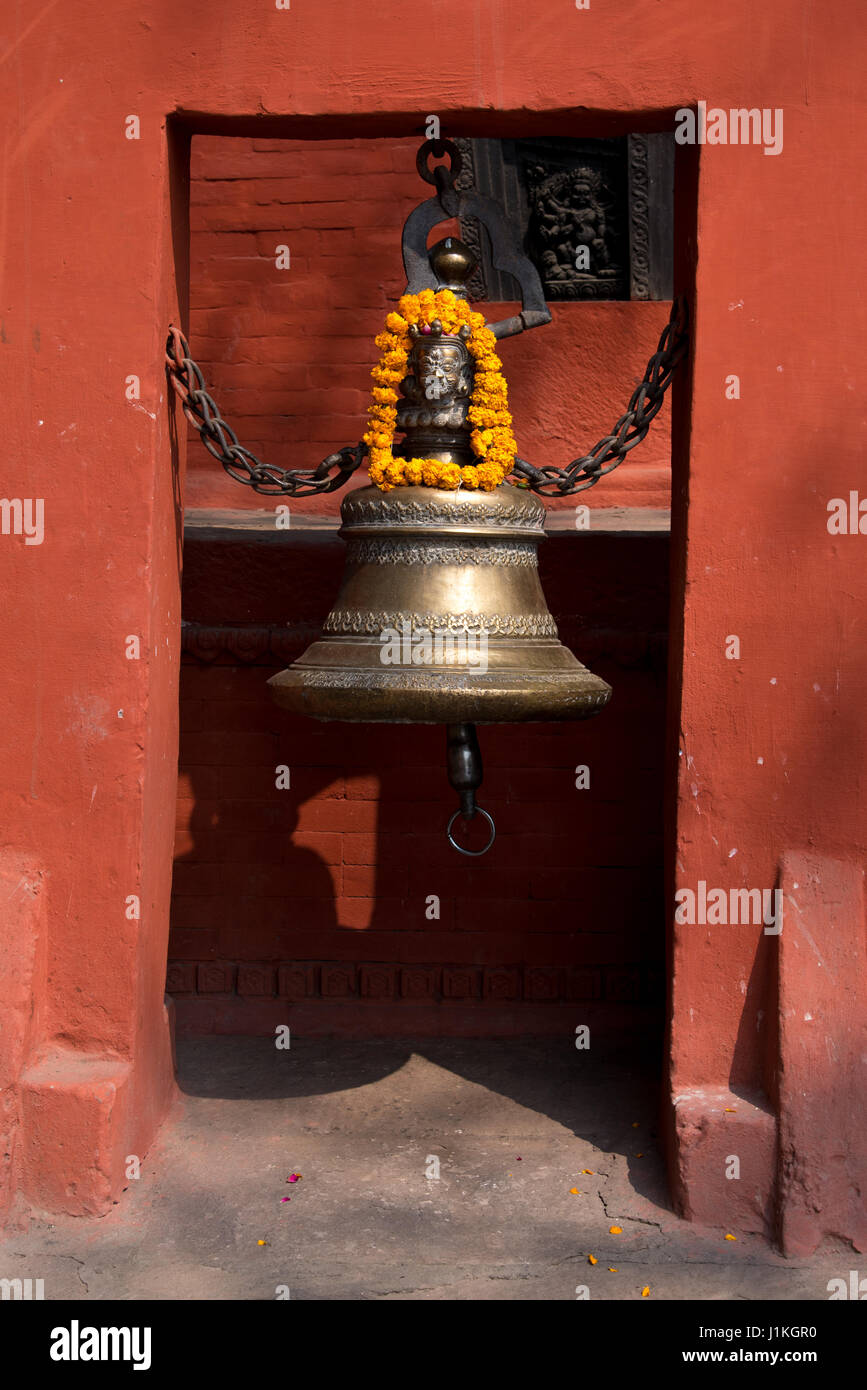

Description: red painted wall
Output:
[2,0,864,1252]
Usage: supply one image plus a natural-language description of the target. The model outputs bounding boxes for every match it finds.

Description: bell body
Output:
[268,483,612,724]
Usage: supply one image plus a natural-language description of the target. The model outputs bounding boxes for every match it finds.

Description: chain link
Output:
[511,296,689,496]
[165,326,365,497]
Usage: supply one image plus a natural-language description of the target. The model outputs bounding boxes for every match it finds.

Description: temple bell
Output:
[268,150,612,854]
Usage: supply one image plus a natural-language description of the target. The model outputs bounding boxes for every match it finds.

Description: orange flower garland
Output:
[363,289,517,492]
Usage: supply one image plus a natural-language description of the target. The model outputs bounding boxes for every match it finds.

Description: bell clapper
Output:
[445,723,496,856]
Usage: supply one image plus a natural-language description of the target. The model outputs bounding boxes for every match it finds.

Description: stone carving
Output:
[628,135,651,300]
[525,163,625,299]
[451,138,488,302]
[453,136,666,302]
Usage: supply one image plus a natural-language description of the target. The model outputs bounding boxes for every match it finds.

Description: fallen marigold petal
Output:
[588,1254,598,1265]
[608,1267,618,1273]
[569,1188,579,1195]
[641,1286,650,1297]
[724,1233,737,1241]
[609,1226,623,1234]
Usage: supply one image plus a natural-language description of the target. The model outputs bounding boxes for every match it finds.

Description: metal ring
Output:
[446,806,496,857]
[416,137,463,188]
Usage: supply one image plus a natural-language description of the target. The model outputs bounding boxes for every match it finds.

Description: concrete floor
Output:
[0,1038,853,1300]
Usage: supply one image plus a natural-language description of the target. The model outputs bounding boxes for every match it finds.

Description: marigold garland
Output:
[363,289,517,491]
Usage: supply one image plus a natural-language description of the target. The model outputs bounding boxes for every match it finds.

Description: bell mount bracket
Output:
[401,138,552,341]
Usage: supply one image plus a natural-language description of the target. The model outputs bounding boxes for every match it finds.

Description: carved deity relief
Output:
[526,165,622,292]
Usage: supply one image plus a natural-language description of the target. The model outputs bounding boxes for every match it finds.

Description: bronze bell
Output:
[268,466,611,728]
[269,211,612,852]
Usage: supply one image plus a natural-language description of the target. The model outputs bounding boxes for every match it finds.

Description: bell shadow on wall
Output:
[171,563,670,1216]
[173,515,669,1043]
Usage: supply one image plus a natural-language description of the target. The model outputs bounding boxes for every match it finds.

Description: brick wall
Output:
[171,134,672,1036]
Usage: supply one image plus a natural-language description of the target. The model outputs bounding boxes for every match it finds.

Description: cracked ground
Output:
[0,1038,852,1300]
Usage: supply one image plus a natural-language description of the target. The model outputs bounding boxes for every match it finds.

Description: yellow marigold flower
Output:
[437,462,462,490]
[367,297,514,491]
[470,431,489,457]
[384,460,405,487]
[421,459,441,487]
[476,463,504,491]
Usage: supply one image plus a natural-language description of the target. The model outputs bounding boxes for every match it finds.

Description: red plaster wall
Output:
[185,134,672,514]
[2,0,865,1249]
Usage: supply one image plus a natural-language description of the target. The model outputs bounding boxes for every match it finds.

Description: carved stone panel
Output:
[453,134,673,303]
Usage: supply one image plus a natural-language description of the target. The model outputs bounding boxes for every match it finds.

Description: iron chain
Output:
[511,296,689,496]
[167,295,687,500]
[165,326,365,497]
